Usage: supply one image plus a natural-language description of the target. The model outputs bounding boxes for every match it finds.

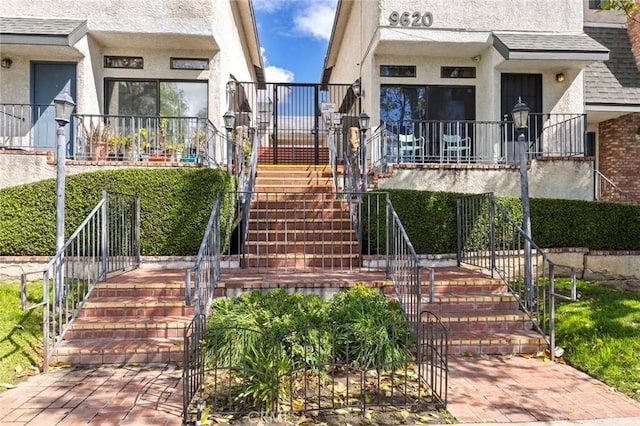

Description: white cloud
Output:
[265,65,295,83]
[293,1,337,41]
[253,0,337,41]
[261,47,295,83]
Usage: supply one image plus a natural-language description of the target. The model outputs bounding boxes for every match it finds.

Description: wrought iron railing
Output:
[42,190,140,371]
[0,104,52,149]
[73,114,214,163]
[366,113,587,167]
[184,319,444,422]
[594,170,638,204]
[183,313,207,422]
[456,193,576,360]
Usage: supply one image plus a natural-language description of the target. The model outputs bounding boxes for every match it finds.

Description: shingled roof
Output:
[0,17,87,45]
[584,25,640,107]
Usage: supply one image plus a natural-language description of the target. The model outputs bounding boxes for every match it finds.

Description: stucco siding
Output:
[377,160,594,200]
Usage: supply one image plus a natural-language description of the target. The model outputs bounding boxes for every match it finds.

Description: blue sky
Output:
[253,0,338,83]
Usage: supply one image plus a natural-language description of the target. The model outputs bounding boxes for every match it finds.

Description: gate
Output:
[231,82,357,165]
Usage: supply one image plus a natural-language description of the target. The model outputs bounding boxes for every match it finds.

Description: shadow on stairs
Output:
[51,265,546,368]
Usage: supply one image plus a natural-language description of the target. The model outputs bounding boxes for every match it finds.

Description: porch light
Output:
[226,78,236,97]
[223,110,236,131]
[635,126,640,141]
[54,91,76,126]
[358,112,370,131]
[351,78,362,98]
[511,97,530,131]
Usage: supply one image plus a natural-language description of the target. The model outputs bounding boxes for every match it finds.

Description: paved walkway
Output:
[0,364,182,425]
[2,356,640,425]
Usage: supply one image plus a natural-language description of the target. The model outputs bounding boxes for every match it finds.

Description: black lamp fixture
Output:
[226,77,236,97]
[358,111,370,131]
[223,110,236,131]
[351,78,363,98]
[555,73,565,83]
[1,58,12,69]
[635,126,640,141]
[53,91,76,126]
[511,97,530,131]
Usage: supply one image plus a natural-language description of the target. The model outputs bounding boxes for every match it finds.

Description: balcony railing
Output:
[368,113,587,167]
[0,104,229,166]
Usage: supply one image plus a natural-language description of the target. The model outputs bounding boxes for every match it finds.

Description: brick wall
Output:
[629,2,640,70]
[598,112,640,202]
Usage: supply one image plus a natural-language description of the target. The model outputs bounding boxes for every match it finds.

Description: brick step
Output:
[435,310,534,332]
[241,255,360,269]
[244,242,359,255]
[252,193,341,201]
[255,177,334,185]
[51,338,184,365]
[64,315,191,340]
[255,171,332,179]
[248,210,350,221]
[91,282,185,298]
[245,229,355,242]
[250,199,347,209]
[78,297,194,318]
[445,330,547,355]
[254,185,333,193]
[247,219,351,231]
[421,293,519,312]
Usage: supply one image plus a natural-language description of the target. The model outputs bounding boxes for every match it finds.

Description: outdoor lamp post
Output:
[223,110,236,173]
[53,91,76,253]
[358,112,370,191]
[511,97,533,310]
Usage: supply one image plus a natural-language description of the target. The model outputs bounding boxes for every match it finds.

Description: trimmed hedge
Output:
[0,168,236,256]
[378,190,640,254]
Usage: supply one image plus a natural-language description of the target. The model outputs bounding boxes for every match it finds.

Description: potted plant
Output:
[83,123,112,160]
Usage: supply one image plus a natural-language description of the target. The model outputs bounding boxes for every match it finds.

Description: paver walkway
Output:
[0,364,182,425]
[447,355,640,424]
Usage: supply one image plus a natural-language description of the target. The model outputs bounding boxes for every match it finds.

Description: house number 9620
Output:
[388,11,433,27]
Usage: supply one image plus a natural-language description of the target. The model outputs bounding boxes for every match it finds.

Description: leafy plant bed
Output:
[186,286,449,424]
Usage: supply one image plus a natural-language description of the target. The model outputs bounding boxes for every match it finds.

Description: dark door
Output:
[31,62,77,151]
[501,73,542,162]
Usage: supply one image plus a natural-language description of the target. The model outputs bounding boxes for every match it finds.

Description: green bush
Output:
[366,190,640,253]
[0,168,236,256]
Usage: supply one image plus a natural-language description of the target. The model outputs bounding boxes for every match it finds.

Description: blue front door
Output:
[31,62,77,151]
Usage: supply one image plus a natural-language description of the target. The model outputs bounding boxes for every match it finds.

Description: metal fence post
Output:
[101,190,108,281]
[489,193,496,278]
[456,197,462,266]
[135,196,141,266]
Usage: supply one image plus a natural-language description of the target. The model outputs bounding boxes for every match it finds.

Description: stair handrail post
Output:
[456,197,462,266]
[549,262,556,361]
[101,190,108,281]
[489,193,496,278]
[135,195,141,267]
[385,192,391,278]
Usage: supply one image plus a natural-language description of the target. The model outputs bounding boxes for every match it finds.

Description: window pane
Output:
[160,82,208,118]
[106,81,157,115]
[380,85,426,125]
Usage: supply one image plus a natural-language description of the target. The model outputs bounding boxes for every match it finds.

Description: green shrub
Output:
[0,168,236,256]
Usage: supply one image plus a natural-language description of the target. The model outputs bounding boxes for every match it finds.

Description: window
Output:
[104,56,143,69]
[380,65,416,78]
[105,80,208,117]
[441,67,476,79]
[170,58,209,70]
[588,0,604,9]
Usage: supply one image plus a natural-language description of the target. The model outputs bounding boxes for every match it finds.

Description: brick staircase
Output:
[50,269,191,365]
[242,165,359,269]
[257,146,330,164]
[418,268,547,355]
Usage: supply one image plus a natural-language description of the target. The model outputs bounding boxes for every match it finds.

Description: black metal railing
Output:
[42,191,140,371]
[182,313,207,422]
[183,319,447,423]
[456,193,577,359]
[366,113,586,166]
[594,170,639,205]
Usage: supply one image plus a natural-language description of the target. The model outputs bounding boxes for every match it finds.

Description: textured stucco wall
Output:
[0,0,255,132]
[377,160,594,200]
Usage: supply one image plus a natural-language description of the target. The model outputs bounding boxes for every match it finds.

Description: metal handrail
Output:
[456,192,576,360]
[594,170,638,204]
[42,190,140,372]
[185,192,222,315]
[369,114,586,166]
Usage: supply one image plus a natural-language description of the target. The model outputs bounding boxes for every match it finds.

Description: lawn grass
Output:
[554,279,640,401]
[0,281,44,390]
